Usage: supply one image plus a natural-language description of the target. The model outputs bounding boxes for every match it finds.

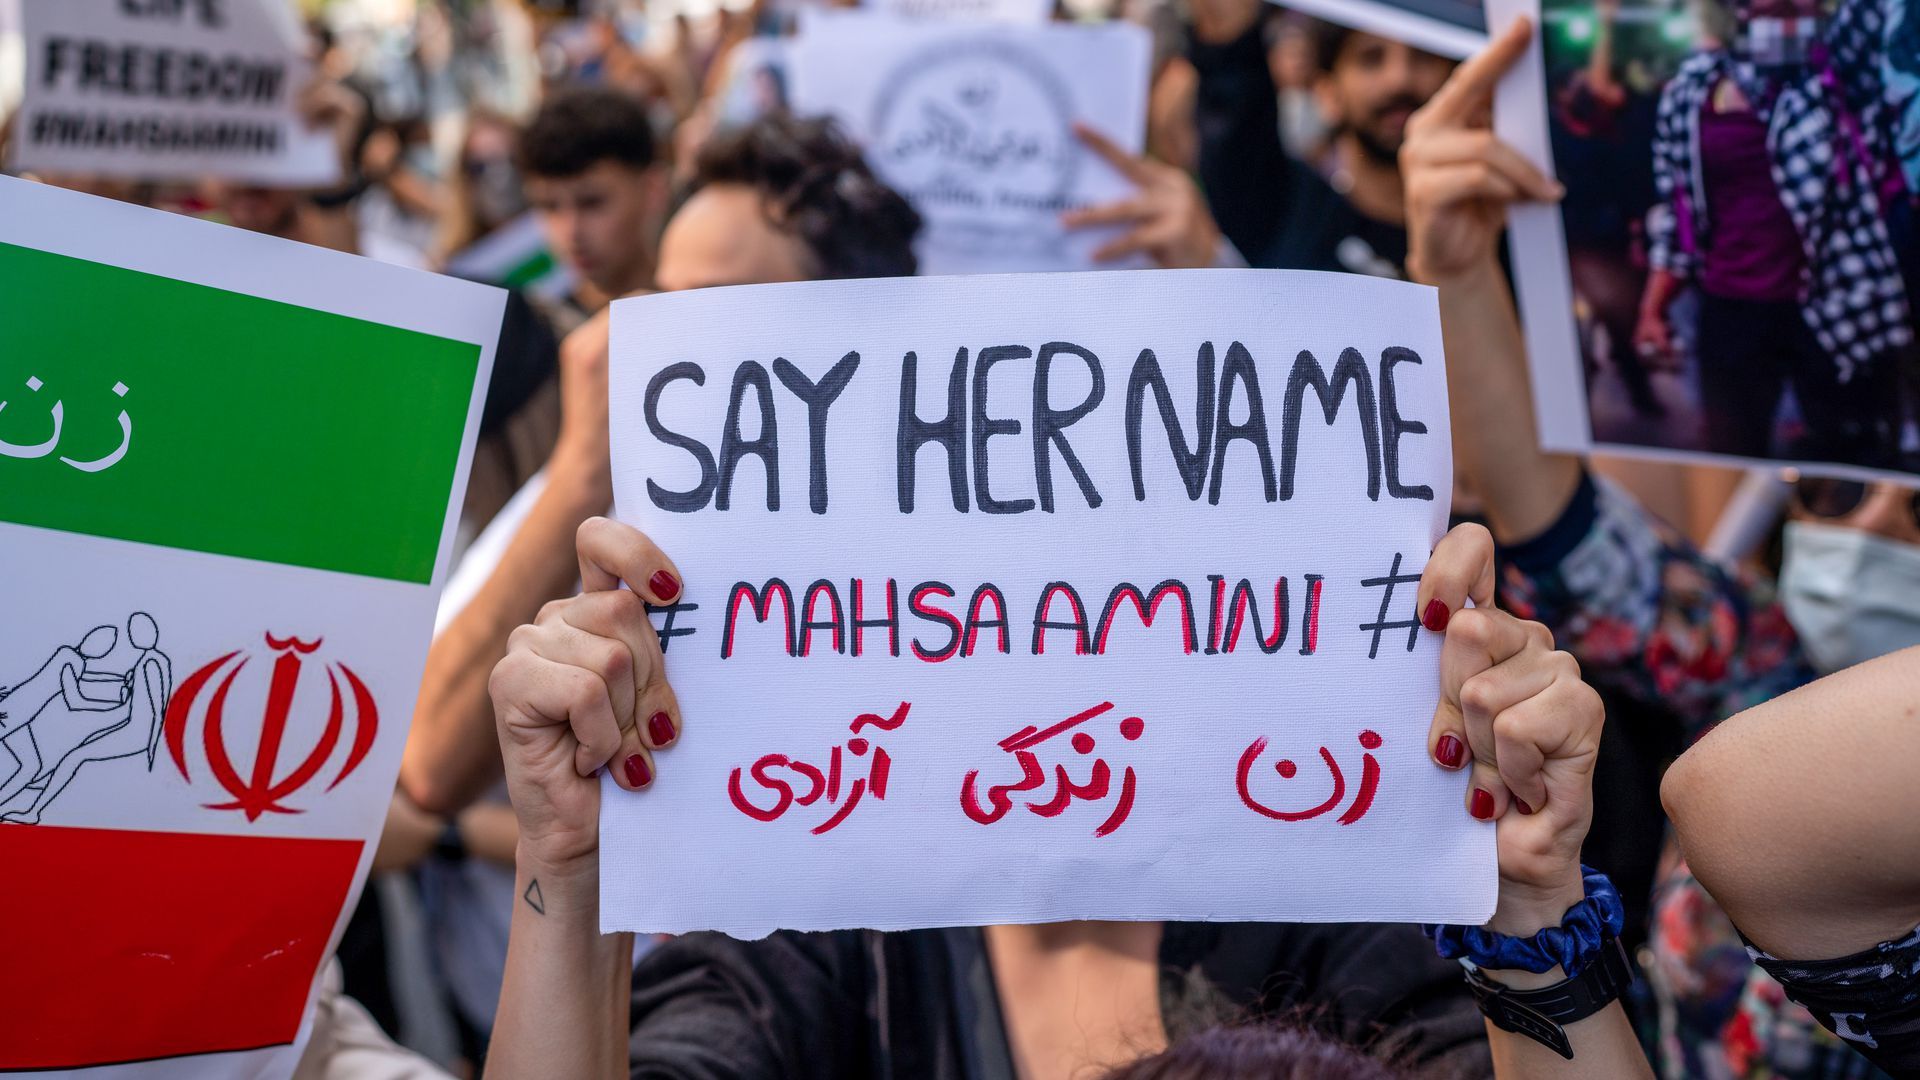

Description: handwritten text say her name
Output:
[640,340,1436,515]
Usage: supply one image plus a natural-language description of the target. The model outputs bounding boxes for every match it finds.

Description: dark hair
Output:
[1312,20,1359,74]
[1311,21,1449,74]
[1099,1024,1407,1080]
[689,113,921,279]
[517,85,657,179]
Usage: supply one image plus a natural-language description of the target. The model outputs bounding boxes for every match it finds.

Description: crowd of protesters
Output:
[6,0,1918,1077]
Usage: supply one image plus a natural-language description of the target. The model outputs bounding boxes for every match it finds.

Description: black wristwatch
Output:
[1462,935,1635,1059]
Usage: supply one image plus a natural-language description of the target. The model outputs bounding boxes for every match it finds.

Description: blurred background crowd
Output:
[0,2,1504,1071]
[4,0,1916,1075]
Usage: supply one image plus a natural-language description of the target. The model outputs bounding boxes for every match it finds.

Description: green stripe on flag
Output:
[500,249,556,292]
[0,242,478,584]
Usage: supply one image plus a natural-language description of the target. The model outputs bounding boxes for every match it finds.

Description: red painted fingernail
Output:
[1515,797,1535,815]
[1470,788,1495,820]
[648,711,676,747]
[1435,734,1464,769]
[623,754,652,788]
[1422,599,1451,633]
[649,570,680,601]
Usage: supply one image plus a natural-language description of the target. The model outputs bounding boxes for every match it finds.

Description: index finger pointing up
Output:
[577,516,684,603]
[1420,16,1534,126]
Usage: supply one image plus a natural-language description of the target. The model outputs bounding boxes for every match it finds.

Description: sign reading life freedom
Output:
[11,0,340,185]
[604,271,1494,937]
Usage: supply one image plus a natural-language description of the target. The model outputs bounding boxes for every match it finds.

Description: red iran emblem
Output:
[161,633,379,821]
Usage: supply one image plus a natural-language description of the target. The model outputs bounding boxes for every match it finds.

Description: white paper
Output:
[1487,0,1592,460]
[868,0,1054,26]
[0,175,499,1077]
[10,0,340,186]
[790,12,1152,275]
[603,269,1494,937]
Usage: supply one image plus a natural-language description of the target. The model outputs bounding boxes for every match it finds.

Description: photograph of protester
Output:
[4,2,1920,1080]
[1538,0,1920,471]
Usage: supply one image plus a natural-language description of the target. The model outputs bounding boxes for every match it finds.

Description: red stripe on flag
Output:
[0,825,362,1070]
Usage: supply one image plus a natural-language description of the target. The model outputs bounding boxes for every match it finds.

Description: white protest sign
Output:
[867,0,1054,26]
[1274,0,1487,61]
[790,12,1151,275]
[10,0,340,185]
[0,175,498,1076]
[603,270,1494,937]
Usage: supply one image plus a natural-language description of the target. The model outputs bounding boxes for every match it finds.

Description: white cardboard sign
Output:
[868,0,1054,26]
[790,12,1151,276]
[10,0,340,185]
[1275,0,1488,61]
[603,269,1495,937]
[0,175,498,1076]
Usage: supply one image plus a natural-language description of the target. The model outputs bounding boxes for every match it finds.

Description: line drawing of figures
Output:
[0,613,173,825]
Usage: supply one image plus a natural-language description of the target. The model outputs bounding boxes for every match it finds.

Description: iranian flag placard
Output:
[0,176,500,1076]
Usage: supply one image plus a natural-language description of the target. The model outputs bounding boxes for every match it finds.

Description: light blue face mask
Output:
[1780,521,1920,673]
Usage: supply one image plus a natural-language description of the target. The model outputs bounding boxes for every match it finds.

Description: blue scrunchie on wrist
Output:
[1424,866,1625,977]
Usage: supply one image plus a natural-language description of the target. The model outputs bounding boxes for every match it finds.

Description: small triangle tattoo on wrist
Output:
[524,878,546,915]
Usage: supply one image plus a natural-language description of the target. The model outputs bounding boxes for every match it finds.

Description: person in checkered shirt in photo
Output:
[1633,0,1915,468]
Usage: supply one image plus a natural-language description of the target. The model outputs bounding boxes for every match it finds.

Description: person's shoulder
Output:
[1256,160,1364,272]
[633,927,869,988]
[628,929,883,1077]
[1169,923,1487,1075]
[1171,921,1455,998]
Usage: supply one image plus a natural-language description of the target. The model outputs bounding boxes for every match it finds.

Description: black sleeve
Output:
[478,289,560,438]
[1189,20,1294,265]
[628,931,871,1080]
[1193,922,1493,1079]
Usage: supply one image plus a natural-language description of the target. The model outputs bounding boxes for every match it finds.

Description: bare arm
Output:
[401,466,608,814]
[60,665,122,712]
[486,853,632,1080]
[402,313,615,816]
[484,518,685,1080]
[1433,263,1582,544]
[373,789,447,873]
[458,801,522,866]
[1402,20,1581,544]
[1629,268,1682,365]
[1583,0,1624,106]
[1663,646,1920,961]
[1416,517,1653,1078]
[1483,918,1651,1079]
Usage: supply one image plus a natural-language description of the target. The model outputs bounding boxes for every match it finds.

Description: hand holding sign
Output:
[490,518,685,871]
[1414,522,1602,934]
[597,269,1489,934]
[1401,18,1560,286]
[293,74,369,186]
